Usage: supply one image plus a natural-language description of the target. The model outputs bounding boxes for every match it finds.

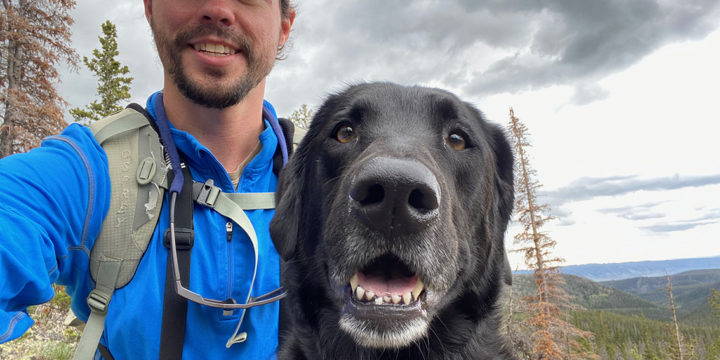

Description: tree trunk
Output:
[1,38,22,158]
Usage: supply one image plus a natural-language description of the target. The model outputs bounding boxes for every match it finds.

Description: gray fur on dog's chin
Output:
[339,315,430,349]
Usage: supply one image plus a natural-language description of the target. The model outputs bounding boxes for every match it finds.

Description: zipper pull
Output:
[226,221,233,242]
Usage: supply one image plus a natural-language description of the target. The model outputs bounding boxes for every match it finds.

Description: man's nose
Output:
[199,0,236,26]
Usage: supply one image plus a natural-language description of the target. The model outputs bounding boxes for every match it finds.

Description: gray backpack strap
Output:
[73,261,121,359]
[191,179,278,346]
[73,108,168,360]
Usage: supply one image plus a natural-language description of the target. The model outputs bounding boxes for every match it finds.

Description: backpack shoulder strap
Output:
[74,106,168,360]
[273,118,307,175]
[89,106,168,287]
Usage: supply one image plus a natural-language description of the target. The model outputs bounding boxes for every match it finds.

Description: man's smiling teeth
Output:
[349,274,425,305]
[193,43,236,55]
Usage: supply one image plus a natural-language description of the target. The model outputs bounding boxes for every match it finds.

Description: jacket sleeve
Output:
[0,124,111,343]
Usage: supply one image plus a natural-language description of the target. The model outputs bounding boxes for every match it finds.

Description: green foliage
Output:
[50,285,72,309]
[711,289,720,318]
[571,310,720,360]
[70,20,133,123]
[37,341,74,360]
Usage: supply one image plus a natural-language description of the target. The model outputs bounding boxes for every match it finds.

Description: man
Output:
[0,0,295,358]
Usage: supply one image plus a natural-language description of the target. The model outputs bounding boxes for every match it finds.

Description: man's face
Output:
[145,0,293,109]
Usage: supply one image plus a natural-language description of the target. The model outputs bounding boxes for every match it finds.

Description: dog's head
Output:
[271,82,514,349]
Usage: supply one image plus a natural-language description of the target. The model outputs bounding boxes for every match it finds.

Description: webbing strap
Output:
[91,112,151,145]
[190,179,272,347]
[192,181,275,211]
[73,261,122,360]
[160,166,193,360]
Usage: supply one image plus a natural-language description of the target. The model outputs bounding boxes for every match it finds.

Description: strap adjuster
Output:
[194,179,221,207]
[87,289,111,314]
[163,228,195,250]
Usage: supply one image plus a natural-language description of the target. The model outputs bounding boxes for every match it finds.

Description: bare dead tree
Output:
[0,0,78,157]
[666,274,685,360]
[507,108,596,360]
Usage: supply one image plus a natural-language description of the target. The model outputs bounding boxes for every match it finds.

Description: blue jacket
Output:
[0,92,282,359]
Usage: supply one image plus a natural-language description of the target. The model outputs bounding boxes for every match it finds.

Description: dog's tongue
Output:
[357,272,418,296]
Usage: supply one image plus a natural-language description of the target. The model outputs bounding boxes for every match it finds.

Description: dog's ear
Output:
[270,151,305,261]
[489,124,514,222]
[489,124,515,286]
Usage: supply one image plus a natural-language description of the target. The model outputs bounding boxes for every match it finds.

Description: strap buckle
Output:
[87,289,111,315]
[194,179,221,207]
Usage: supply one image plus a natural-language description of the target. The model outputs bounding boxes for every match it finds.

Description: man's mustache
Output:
[173,23,253,56]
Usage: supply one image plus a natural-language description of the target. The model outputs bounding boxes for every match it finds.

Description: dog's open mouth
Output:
[348,254,425,306]
[339,253,431,348]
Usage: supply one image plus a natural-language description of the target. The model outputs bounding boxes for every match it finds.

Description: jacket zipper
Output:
[225,221,234,316]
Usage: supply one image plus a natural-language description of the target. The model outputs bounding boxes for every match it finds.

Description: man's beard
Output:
[152,21,275,109]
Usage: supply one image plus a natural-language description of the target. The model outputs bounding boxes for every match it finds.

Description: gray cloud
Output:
[568,84,611,106]
[541,174,720,206]
[58,0,720,119]
[598,202,666,221]
[602,205,720,233]
[268,0,720,114]
[643,220,718,233]
[463,0,720,98]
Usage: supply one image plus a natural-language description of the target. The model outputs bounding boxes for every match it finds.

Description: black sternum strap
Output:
[160,165,194,360]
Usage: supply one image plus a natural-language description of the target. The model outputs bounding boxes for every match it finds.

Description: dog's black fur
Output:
[270,83,516,359]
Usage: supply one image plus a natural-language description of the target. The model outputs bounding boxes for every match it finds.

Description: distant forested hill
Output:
[507,270,720,359]
[602,269,720,325]
[514,255,720,281]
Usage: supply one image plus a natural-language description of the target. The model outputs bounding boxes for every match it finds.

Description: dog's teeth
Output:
[375,297,383,305]
[349,274,359,292]
[412,279,425,301]
[383,295,391,303]
[355,286,365,300]
[391,294,402,304]
[402,292,412,305]
[365,290,375,302]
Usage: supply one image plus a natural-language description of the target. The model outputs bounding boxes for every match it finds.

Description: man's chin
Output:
[176,78,252,109]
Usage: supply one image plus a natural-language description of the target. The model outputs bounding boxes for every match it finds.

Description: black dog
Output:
[270,83,516,359]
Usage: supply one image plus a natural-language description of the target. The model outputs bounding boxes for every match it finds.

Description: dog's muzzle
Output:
[349,157,441,236]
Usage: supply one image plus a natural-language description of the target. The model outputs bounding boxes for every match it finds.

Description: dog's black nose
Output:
[350,157,440,235]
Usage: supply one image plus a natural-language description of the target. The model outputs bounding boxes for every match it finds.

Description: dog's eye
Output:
[445,131,468,151]
[335,124,356,143]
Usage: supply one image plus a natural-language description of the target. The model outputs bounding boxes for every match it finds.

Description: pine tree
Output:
[70,20,132,123]
[507,108,596,360]
[0,0,78,157]
[711,288,720,318]
[288,103,312,129]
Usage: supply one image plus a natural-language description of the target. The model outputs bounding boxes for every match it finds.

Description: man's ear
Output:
[270,152,304,261]
[143,0,153,24]
[279,7,296,48]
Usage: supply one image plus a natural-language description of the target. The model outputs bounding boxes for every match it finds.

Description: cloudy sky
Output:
[58,1,720,269]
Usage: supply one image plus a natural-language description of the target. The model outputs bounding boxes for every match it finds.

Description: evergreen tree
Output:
[288,103,312,129]
[0,0,78,157]
[711,289,720,318]
[507,108,596,360]
[70,20,132,123]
